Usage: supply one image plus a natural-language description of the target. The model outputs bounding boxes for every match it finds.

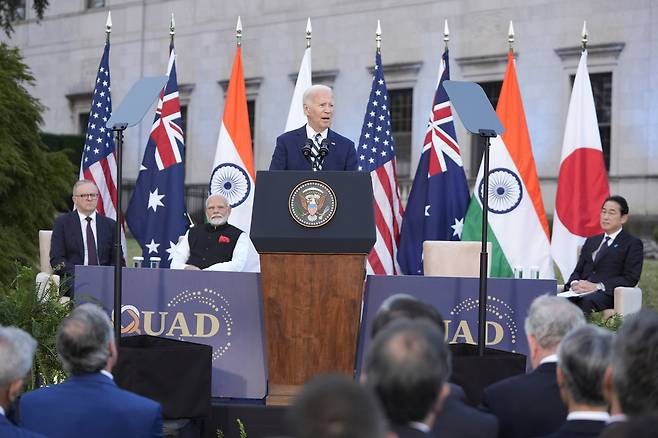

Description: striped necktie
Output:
[311,133,322,171]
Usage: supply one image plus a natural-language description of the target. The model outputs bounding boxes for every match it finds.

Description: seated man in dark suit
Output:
[50,180,121,293]
[601,310,658,434]
[370,294,498,438]
[0,326,46,438]
[20,304,162,438]
[539,325,613,438]
[289,374,389,438]
[364,319,451,438]
[270,84,358,171]
[564,195,643,313]
[481,295,585,438]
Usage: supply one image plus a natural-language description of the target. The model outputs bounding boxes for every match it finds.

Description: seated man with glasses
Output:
[50,180,122,295]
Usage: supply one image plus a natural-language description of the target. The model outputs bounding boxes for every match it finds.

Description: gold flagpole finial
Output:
[105,11,112,43]
[376,20,382,53]
[508,20,515,51]
[581,21,588,51]
[236,16,242,47]
[443,19,450,47]
[305,17,312,48]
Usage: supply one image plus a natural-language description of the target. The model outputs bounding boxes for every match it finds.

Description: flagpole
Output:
[106,11,125,344]
[581,20,588,52]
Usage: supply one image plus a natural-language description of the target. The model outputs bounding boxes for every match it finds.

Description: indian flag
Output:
[462,52,554,279]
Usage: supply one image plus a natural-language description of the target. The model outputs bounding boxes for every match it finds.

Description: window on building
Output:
[79,113,90,135]
[470,80,503,176]
[388,88,413,179]
[570,72,612,170]
[15,0,26,20]
[247,98,256,150]
[87,0,105,8]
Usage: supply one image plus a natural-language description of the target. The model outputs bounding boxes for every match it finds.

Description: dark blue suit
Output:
[482,362,565,438]
[565,229,643,312]
[269,125,358,171]
[435,384,498,438]
[539,419,606,438]
[19,372,162,438]
[0,414,46,438]
[50,211,120,278]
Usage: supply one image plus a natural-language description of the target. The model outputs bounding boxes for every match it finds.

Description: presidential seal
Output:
[289,180,337,228]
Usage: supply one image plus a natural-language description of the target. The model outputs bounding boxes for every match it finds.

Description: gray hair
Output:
[524,295,585,350]
[205,193,230,209]
[0,326,37,389]
[72,179,97,195]
[303,84,333,106]
[611,310,658,416]
[57,303,114,375]
[365,319,451,424]
[558,324,613,406]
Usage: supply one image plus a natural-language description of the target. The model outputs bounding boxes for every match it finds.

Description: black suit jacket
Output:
[433,383,498,438]
[565,229,643,294]
[269,125,358,171]
[482,362,565,438]
[50,211,119,277]
[539,419,606,438]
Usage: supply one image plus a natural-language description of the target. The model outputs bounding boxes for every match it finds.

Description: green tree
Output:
[0,42,75,285]
[0,0,49,36]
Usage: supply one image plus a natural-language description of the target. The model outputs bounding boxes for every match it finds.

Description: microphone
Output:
[302,138,313,160]
[319,138,330,159]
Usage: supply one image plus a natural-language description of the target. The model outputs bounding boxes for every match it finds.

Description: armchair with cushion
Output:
[35,230,60,299]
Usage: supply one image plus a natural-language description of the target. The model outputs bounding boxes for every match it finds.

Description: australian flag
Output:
[126,43,188,268]
[397,48,470,275]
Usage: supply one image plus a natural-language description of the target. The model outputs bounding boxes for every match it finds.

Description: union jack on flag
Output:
[358,51,404,275]
[80,41,127,259]
[397,47,470,275]
[126,43,188,268]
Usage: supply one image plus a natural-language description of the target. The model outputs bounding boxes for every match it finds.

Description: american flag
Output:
[358,51,404,275]
[397,48,470,274]
[125,44,188,268]
[80,41,127,259]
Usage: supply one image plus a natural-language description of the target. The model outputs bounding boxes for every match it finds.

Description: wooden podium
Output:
[251,171,375,404]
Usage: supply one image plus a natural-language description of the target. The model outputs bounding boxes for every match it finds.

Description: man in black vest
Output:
[170,194,257,272]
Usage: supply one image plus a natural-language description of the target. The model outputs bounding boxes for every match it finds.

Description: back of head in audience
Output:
[610,309,658,416]
[370,294,444,339]
[557,324,613,410]
[0,326,37,409]
[524,295,585,368]
[289,374,387,438]
[57,303,116,375]
[365,318,451,427]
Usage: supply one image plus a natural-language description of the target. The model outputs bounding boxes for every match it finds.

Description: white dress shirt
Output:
[77,210,98,265]
[170,228,260,272]
[306,124,328,144]
[566,411,610,421]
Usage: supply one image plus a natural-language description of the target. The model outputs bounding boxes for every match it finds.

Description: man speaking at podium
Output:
[269,84,358,171]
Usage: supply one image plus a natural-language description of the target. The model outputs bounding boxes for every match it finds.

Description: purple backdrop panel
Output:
[74,266,267,399]
[355,275,557,374]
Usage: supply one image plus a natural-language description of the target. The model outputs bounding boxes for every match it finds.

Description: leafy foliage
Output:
[0,265,72,390]
[0,43,76,285]
[587,311,624,332]
[0,0,49,36]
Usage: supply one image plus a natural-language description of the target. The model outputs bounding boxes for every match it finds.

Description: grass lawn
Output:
[640,259,658,311]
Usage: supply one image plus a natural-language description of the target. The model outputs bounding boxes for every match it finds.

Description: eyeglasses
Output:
[75,193,99,199]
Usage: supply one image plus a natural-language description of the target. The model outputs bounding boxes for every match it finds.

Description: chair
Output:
[422,241,492,277]
[35,230,60,299]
